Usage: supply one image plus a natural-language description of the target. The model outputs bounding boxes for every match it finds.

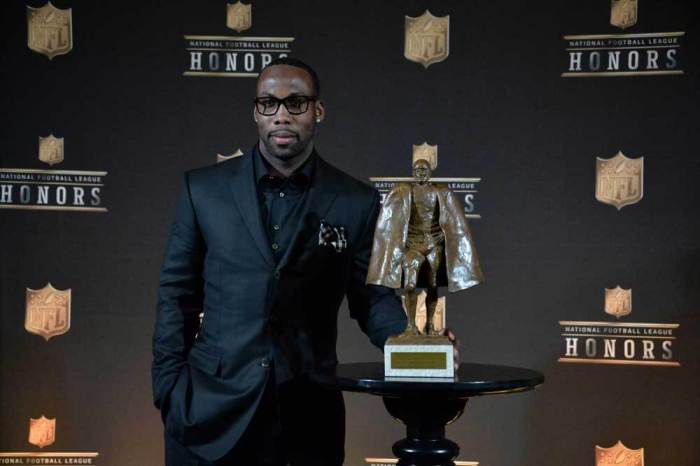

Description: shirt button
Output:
[279,192,285,198]
[260,358,271,368]
[271,243,279,251]
[273,224,280,231]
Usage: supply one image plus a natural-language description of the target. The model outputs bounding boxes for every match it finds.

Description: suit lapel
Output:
[227,151,275,268]
[278,156,339,270]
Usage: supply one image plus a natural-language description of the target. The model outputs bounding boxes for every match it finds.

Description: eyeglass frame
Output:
[253,95,319,116]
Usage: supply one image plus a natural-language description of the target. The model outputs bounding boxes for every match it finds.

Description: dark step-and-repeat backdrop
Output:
[1,1,698,465]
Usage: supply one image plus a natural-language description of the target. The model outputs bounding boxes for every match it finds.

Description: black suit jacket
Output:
[151,149,406,461]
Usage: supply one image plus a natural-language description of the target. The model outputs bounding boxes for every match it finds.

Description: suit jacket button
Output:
[260,358,271,368]
[273,271,280,279]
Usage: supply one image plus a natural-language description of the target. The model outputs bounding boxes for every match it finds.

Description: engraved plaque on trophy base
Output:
[384,335,454,378]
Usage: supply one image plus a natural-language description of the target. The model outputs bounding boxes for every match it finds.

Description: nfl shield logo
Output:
[27,1,73,60]
[604,286,632,319]
[596,441,644,466]
[25,283,71,341]
[38,134,64,166]
[227,2,252,33]
[610,0,638,30]
[404,10,450,68]
[28,416,56,448]
[412,142,438,171]
[596,151,643,210]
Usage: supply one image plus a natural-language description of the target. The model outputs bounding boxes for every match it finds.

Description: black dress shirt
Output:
[253,145,315,262]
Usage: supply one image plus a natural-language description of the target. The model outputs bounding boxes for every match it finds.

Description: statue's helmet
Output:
[412,158,431,170]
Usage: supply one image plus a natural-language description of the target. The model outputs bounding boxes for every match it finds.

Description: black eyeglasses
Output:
[254,95,318,116]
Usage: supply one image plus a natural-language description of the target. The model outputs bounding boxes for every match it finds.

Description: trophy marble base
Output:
[384,335,454,378]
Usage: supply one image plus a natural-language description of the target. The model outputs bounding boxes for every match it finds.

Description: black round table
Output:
[311,362,544,466]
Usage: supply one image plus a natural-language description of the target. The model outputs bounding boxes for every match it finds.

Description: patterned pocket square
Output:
[318,220,347,253]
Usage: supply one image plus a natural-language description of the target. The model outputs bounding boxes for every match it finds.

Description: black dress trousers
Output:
[165,373,345,466]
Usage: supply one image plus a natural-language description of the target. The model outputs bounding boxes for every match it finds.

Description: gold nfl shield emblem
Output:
[28,416,56,448]
[596,441,644,466]
[610,0,638,30]
[595,151,643,210]
[604,286,632,319]
[38,134,64,166]
[404,10,449,68]
[412,142,438,170]
[27,1,73,60]
[25,283,71,341]
[227,2,252,32]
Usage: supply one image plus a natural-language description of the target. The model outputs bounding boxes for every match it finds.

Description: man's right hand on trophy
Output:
[443,327,461,370]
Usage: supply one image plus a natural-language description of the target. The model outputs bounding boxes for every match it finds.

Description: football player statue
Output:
[366,157,484,337]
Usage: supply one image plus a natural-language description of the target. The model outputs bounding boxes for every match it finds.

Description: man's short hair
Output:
[261,57,321,96]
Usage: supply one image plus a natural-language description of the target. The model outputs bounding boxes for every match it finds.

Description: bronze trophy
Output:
[367,148,483,377]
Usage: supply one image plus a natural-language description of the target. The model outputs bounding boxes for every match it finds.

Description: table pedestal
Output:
[383,396,467,466]
[311,362,544,466]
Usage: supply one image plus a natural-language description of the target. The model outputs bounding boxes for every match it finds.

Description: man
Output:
[151,58,411,465]
[366,158,484,335]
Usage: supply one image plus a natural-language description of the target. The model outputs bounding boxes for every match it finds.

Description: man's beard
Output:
[262,138,302,160]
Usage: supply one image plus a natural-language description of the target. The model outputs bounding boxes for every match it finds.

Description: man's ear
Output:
[314,100,325,123]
